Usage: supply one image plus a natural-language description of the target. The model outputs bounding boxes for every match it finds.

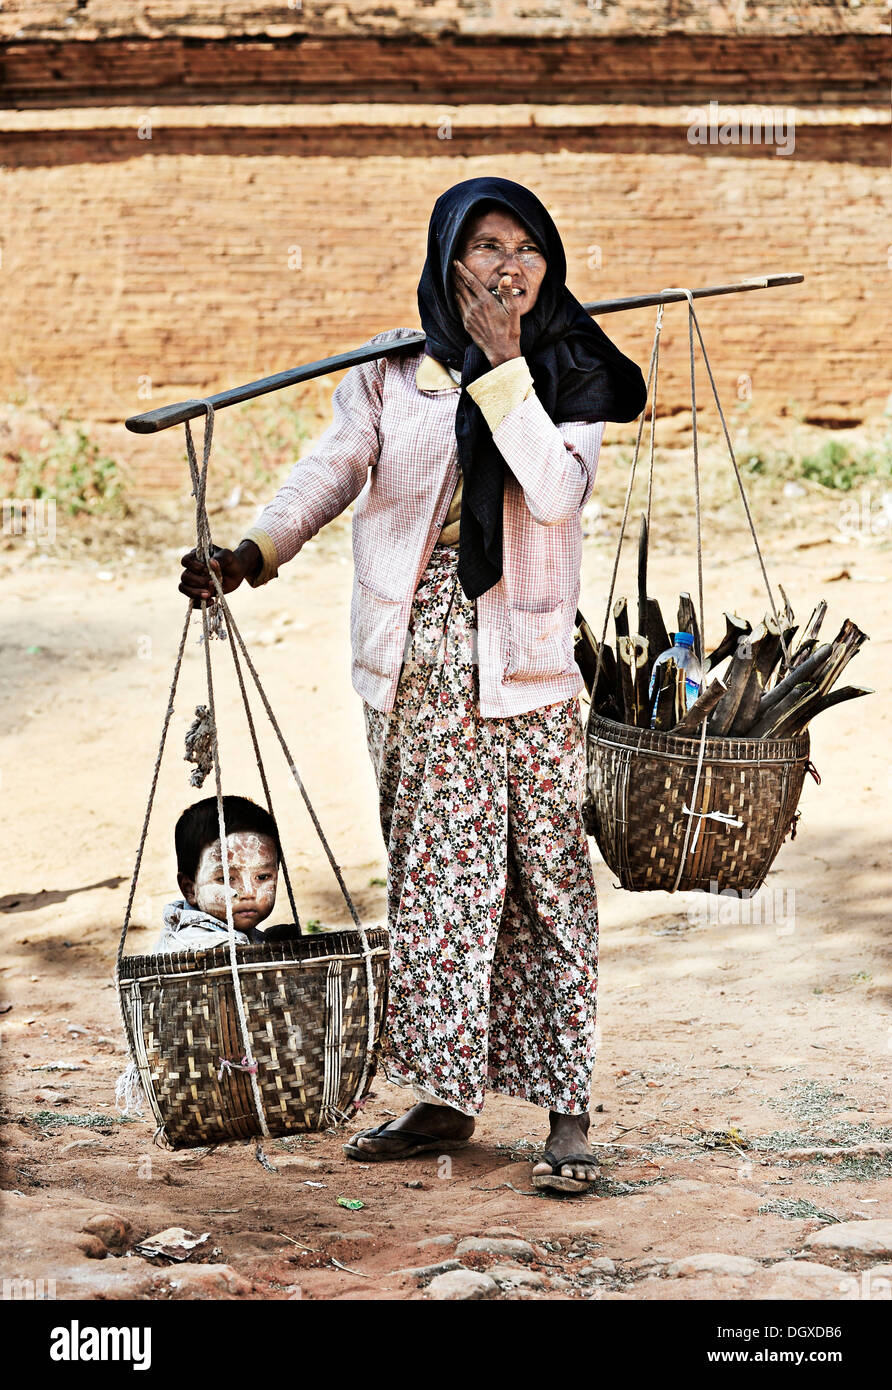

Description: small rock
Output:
[481,1226,523,1239]
[404,1179,424,1189]
[170,1149,211,1168]
[426,1269,498,1301]
[805,1220,892,1257]
[155,1264,253,1299]
[273,1155,324,1172]
[783,481,807,499]
[76,1235,108,1260]
[415,1234,455,1250]
[60,1138,110,1156]
[667,1253,759,1278]
[396,1259,463,1282]
[456,1236,535,1262]
[66,1024,87,1035]
[590,1256,616,1274]
[82,1213,132,1251]
[488,1263,546,1289]
[319,1230,376,1244]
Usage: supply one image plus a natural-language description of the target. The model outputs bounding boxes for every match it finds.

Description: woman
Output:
[180,177,646,1192]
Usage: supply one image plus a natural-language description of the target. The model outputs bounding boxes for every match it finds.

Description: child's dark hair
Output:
[175,796,280,881]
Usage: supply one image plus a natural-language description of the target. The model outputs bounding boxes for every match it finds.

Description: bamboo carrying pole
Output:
[124,273,803,434]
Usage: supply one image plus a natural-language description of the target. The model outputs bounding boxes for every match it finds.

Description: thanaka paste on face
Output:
[180,830,279,929]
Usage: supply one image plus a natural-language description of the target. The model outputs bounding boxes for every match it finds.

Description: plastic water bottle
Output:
[649,632,703,727]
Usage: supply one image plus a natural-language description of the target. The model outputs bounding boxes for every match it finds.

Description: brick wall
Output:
[0,7,888,492]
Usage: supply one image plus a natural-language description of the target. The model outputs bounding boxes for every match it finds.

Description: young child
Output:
[156,794,295,952]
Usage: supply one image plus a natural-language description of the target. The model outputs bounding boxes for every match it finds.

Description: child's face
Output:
[179,831,279,931]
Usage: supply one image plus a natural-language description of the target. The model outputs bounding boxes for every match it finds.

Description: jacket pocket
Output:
[504,600,576,682]
[351,576,405,680]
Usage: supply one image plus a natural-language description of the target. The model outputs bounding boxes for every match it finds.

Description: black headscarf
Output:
[417,176,648,599]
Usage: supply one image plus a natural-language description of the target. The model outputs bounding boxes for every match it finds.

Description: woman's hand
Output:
[178,540,261,601]
[452,261,522,369]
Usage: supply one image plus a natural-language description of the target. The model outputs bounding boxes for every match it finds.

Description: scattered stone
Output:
[273,1154,325,1172]
[589,1256,616,1274]
[805,1220,892,1257]
[76,1235,108,1259]
[755,1260,853,1299]
[481,1226,523,1239]
[488,1264,546,1289]
[426,1269,498,1301]
[135,1227,210,1262]
[82,1213,132,1251]
[319,1230,376,1244]
[404,1179,424,1189]
[35,1089,67,1105]
[456,1236,535,1262]
[61,1138,111,1156]
[170,1149,212,1168]
[415,1234,455,1250]
[396,1259,463,1282]
[154,1264,253,1299]
[667,1253,759,1278]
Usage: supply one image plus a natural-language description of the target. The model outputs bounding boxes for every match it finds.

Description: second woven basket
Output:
[583,713,810,894]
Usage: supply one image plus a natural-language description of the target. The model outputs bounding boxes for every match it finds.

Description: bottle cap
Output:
[674,631,694,648]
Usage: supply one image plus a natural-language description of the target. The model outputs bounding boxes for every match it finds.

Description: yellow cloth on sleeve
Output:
[465,356,534,432]
[240,526,279,587]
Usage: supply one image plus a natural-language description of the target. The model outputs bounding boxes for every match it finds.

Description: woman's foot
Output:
[531,1110,600,1192]
[344,1101,475,1161]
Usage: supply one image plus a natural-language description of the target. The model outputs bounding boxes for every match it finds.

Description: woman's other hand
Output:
[178,540,261,601]
[452,261,522,369]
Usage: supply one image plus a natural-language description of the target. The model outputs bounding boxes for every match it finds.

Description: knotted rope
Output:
[116,400,379,1133]
[587,293,794,891]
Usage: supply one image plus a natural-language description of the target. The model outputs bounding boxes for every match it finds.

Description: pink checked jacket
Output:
[244,328,605,719]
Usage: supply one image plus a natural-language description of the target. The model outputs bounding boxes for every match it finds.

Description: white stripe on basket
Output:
[321,959,344,1122]
[127,982,166,1133]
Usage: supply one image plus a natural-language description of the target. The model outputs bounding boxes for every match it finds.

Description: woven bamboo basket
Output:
[118,927,389,1149]
[583,712,810,894]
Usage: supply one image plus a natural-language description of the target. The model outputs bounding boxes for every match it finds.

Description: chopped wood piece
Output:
[754,642,833,718]
[650,657,684,731]
[612,597,629,711]
[708,635,757,735]
[774,685,873,738]
[729,665,763,735]
[618,633,649,727]
[573,610,599,695]
[704,613,751,674]
[813,619,868,696]
[642,597,671,673]
[746,679,818,738]
[668,677,727,736]
[751,616,784,686]
[677,593,701,663]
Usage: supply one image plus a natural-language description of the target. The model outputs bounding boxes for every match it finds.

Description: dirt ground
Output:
[1,434,890,1302]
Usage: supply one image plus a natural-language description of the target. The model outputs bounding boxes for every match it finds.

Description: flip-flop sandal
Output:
[343,1121,471,1163]
[530,1150,601,1194]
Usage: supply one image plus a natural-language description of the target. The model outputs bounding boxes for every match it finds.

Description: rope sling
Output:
[585,293,810,895]
[115,403,379,1140]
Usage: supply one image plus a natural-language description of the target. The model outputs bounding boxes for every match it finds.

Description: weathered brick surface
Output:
[0,9,888,492]
[2,35,886,105]
[1,0,886,41]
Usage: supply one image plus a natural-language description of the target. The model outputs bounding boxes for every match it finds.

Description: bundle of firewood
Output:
[576,516,872,740]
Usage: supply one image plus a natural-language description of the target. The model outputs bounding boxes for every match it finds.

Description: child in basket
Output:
[156,794,299,951]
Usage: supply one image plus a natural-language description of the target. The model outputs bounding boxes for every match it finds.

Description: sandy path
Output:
[1,485,890,1301]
